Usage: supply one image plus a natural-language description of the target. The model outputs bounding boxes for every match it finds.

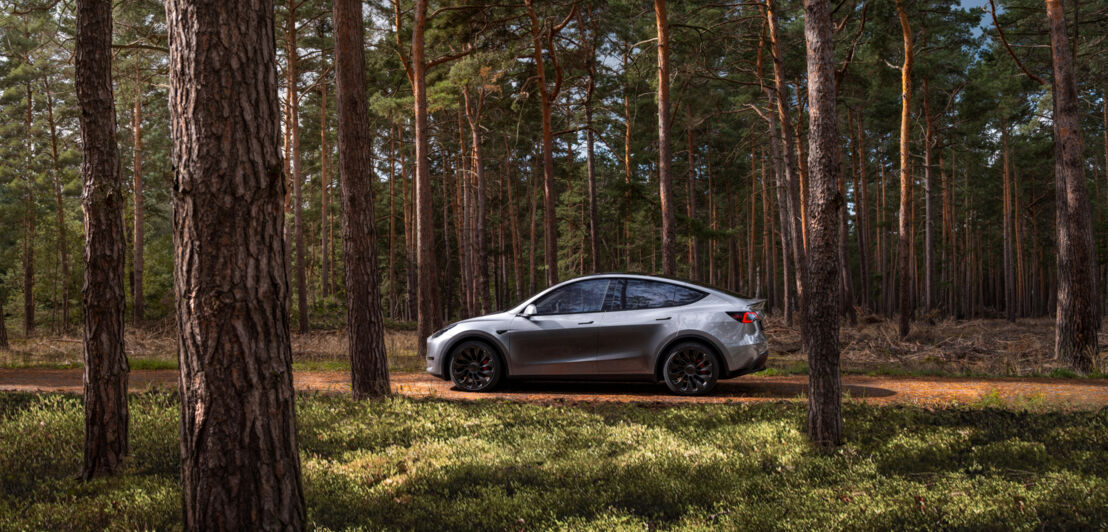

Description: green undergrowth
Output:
[1,392,1105,531]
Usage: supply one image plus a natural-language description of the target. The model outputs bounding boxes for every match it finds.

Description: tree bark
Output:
[320,69,331,299]
[896,0,914,339]
[412,0,442,356]
[656,0,676,277]
[131,85,145,324]
[76,0,129,479]
[922,81,934,313]
[335,0,391,398]
[766,0,807,316]
[803,0,843,447]
[1046,0,1099,373]
[285,0,308,334]
[1002,124,1015,321]
[44,76,71,330]
[0,296,7,349]
[166,0,306,527]
[462,87,490,314]
[23,81,34,338]
[686,124,700,281]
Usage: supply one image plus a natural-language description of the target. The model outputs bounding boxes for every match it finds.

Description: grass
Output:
[1,392,1105,531]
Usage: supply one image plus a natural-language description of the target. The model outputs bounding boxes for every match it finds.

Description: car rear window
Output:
[622,279,705,310]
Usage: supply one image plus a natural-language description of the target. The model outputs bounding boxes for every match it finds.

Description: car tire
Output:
[662,341,720,396]
[448,340,503,392]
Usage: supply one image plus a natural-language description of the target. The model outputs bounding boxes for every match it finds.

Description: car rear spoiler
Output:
[747,299,766,313]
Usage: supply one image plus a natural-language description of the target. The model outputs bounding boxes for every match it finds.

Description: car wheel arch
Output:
[653,335,730,381]
[444,334,511,377]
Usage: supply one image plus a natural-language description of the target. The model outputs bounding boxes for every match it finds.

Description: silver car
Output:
[425,274,769,396]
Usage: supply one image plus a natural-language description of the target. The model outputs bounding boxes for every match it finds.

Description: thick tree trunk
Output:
[413,0,442,357]
[166,0,306,527]
[803,0,843,447]
[896,0,914,339]
[131,87,144,324]
[44,77,71,330]
[656,0,676,276]
[1046,0,1099,373]
[335,0,391,398]
[76,0,129,479]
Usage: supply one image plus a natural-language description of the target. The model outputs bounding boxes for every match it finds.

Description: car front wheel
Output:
[449,340,503,392]
[662,342,720,396]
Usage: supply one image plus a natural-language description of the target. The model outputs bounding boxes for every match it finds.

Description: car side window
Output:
[533,279,610,315]
[671,285,705,306]
[602,279,624,311]
[624,279,705,310]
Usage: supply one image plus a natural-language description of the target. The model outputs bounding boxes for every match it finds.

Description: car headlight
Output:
[430,323,458,339]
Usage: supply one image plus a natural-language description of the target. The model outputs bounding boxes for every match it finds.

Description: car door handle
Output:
[577,320,594,325]
[655,317,671,321]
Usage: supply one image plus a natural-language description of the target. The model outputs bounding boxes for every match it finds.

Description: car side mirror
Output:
[520,304,537,318]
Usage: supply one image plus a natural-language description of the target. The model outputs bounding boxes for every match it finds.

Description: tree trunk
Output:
[896,0,914,339]
[505,138,523,301]
[524,0,574,287]
[166,0,306,527]
[1002,124,1015,322]
[586,107,599,274]
[76,0,129,479]
[320,71,331,299]
[286,0,308,334]
[0,296,7,349]
[1046,0,1099,373]
[462,88,490,314]
[23,81,34,338]
[803,0,843,447]
[766,0,807,316]
[44,76,71,330]
[623,68,634,270]
[335,0,391,398]
[656,0,676,277]
[686,124,700,281]
[922,81,934,313]
[413,0,442,357]
[131,85,144,324]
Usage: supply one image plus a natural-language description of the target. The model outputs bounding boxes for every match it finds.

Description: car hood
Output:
[456,310,517,326]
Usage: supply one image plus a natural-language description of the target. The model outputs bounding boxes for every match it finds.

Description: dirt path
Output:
[2,369,1106,408]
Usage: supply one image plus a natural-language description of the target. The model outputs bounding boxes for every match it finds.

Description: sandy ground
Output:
[1,369,1105,408]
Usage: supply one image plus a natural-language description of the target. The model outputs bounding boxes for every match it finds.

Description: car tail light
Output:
[727,311,759,323]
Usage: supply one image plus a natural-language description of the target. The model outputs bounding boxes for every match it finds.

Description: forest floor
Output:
[2,316,1104,378]
[1,391,1105,530]
[0,369,1105,409]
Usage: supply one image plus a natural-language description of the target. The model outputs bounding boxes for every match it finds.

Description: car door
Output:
[594,279,694,374]
[507,279,610,376]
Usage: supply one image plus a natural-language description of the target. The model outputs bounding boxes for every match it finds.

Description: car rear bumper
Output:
[723,341,769,379]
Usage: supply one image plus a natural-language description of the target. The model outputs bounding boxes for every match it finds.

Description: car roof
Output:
[566,273,734,297]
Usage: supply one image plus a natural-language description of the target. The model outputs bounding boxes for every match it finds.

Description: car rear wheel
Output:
[662,342,720,396]
[449,340,503,392]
